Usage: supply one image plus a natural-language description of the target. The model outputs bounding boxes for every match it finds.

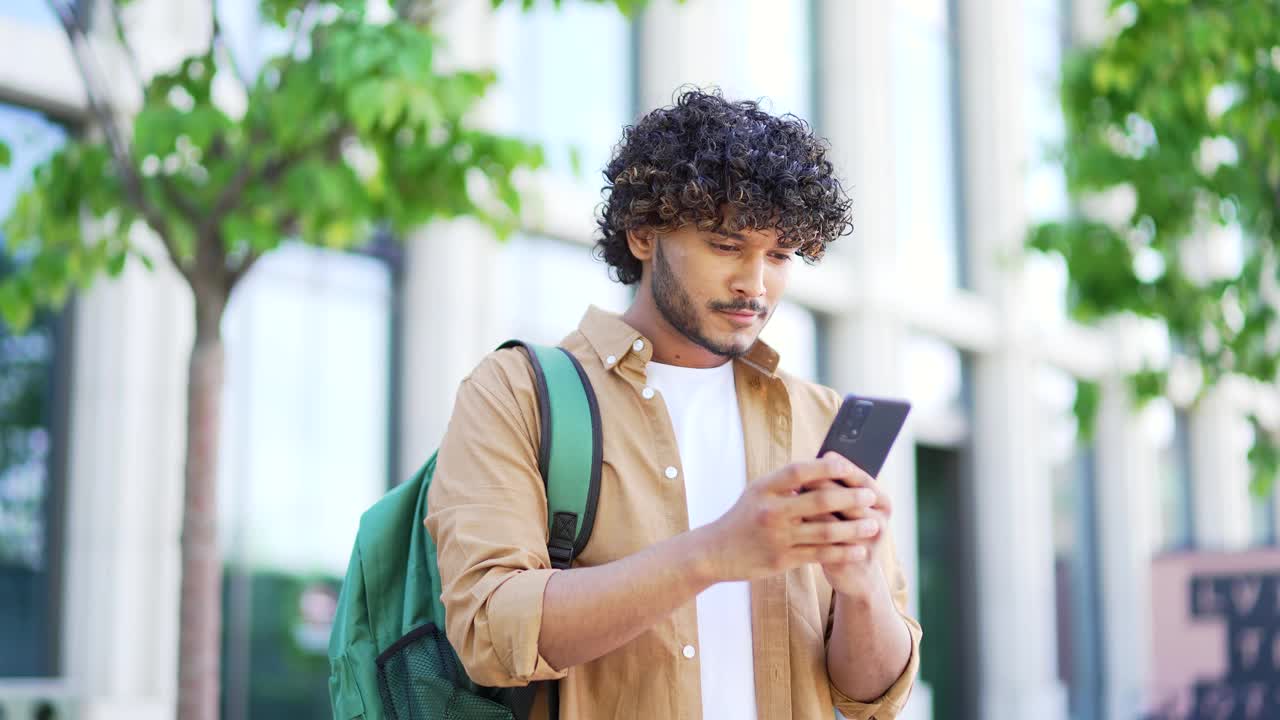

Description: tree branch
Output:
[156,172,203,224]
[208,0,324,266]
[227,249,262,291]
[226,210,300,291]
[216,129,344,292]
[46,0,194,284]
[105,0,145,90]
[219,125,345,291]
[207,124,347,234]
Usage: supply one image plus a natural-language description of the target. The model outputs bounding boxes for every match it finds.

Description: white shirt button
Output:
[664,466,678,479]
[641,387,655,399]
[605,355,617,366]
[632,339,645,352]
[682,644,696,659]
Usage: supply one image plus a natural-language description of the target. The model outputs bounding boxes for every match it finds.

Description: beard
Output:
[651,240,762,359]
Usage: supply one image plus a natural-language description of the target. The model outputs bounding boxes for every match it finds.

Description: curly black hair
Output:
[593,86,853,285]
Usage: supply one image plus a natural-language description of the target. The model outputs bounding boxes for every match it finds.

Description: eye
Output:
[769,252,794,263]
[711,243,740,253]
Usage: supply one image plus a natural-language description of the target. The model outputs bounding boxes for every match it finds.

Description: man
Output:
[425,88,921,719]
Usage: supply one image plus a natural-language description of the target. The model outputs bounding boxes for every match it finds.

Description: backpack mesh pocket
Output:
[376,623,515,720]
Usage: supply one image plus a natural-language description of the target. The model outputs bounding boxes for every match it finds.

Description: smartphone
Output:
[816,395,911,480]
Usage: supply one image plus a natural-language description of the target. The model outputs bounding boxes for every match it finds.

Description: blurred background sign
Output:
[1148,550,1280,720]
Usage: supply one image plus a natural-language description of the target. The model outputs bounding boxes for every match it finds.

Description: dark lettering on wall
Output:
[1169,572,1280,719]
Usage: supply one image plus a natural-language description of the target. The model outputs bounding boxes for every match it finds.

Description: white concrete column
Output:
[398,220,506,474]
[816,2,929,718]
[61,242,191,720]
[399,2,507,474]
[638,0,734,110]
[1093,369,1160,720]
[1188,380,1254,550]
[53,1,210,716]
[968,351,1069,720]
[956,0,1068,718]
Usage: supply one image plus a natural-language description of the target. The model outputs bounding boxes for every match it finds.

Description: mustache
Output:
[711,301,766,315]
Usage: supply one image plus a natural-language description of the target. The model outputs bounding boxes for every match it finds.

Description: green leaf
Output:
[107,251,128,277]
[1128,368,1166,407]
[0,282,34,333]
[0,140,10,168]
[1073,380,1101,441]
[568,144,583,178]
[1247,416,1279,497]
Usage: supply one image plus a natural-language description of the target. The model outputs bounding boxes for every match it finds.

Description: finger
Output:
[819,451,866,487]
[820,472,893,517]
[820,551,872,571]
[767,455,858,493]
[796,476,850,495]
[792,518,881,545]
[786,487,877,519]
[878,487,893,517]
[818,459,875,490]
[796,479,861,522]
[797,543,867,565]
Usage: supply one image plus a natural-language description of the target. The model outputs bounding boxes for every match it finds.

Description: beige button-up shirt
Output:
[426,305,922,719]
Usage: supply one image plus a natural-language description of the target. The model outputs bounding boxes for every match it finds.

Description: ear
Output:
[626,227,657,262]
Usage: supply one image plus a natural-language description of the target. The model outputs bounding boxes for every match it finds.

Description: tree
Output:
[1029,0,1280,495]
[0,1,640,717]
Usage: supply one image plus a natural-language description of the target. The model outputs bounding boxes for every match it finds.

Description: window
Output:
[914,348,977,720]
[758,301,821,383]
[0,0,61,27]
[217,242,395,717]
[218,243,393,575]
[495,234,630,346]
[0,103,70,677]
[494,2,634,188]
[891,0,964,291]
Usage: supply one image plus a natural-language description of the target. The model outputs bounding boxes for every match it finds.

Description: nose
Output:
[729,255,767,300]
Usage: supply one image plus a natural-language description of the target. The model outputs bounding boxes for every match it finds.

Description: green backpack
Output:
[328,341,603,720]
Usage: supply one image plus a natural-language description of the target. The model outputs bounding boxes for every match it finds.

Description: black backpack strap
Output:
[497,340,603,720]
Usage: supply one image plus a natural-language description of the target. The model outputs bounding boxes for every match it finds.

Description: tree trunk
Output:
[177,288,229,720]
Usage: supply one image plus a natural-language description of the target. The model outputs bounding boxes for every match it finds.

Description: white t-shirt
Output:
[644,358,758,720]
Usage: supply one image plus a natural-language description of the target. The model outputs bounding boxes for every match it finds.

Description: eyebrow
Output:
[711,228,797,252]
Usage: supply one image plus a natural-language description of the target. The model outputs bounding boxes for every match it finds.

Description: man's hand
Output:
[802,452,893,598]
[698,453,881,584]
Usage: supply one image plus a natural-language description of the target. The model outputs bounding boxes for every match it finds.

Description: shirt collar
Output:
[577,304,782,377]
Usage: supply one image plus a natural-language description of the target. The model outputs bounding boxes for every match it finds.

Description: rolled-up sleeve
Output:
[827,526,924,719]
[424,355,568,688]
